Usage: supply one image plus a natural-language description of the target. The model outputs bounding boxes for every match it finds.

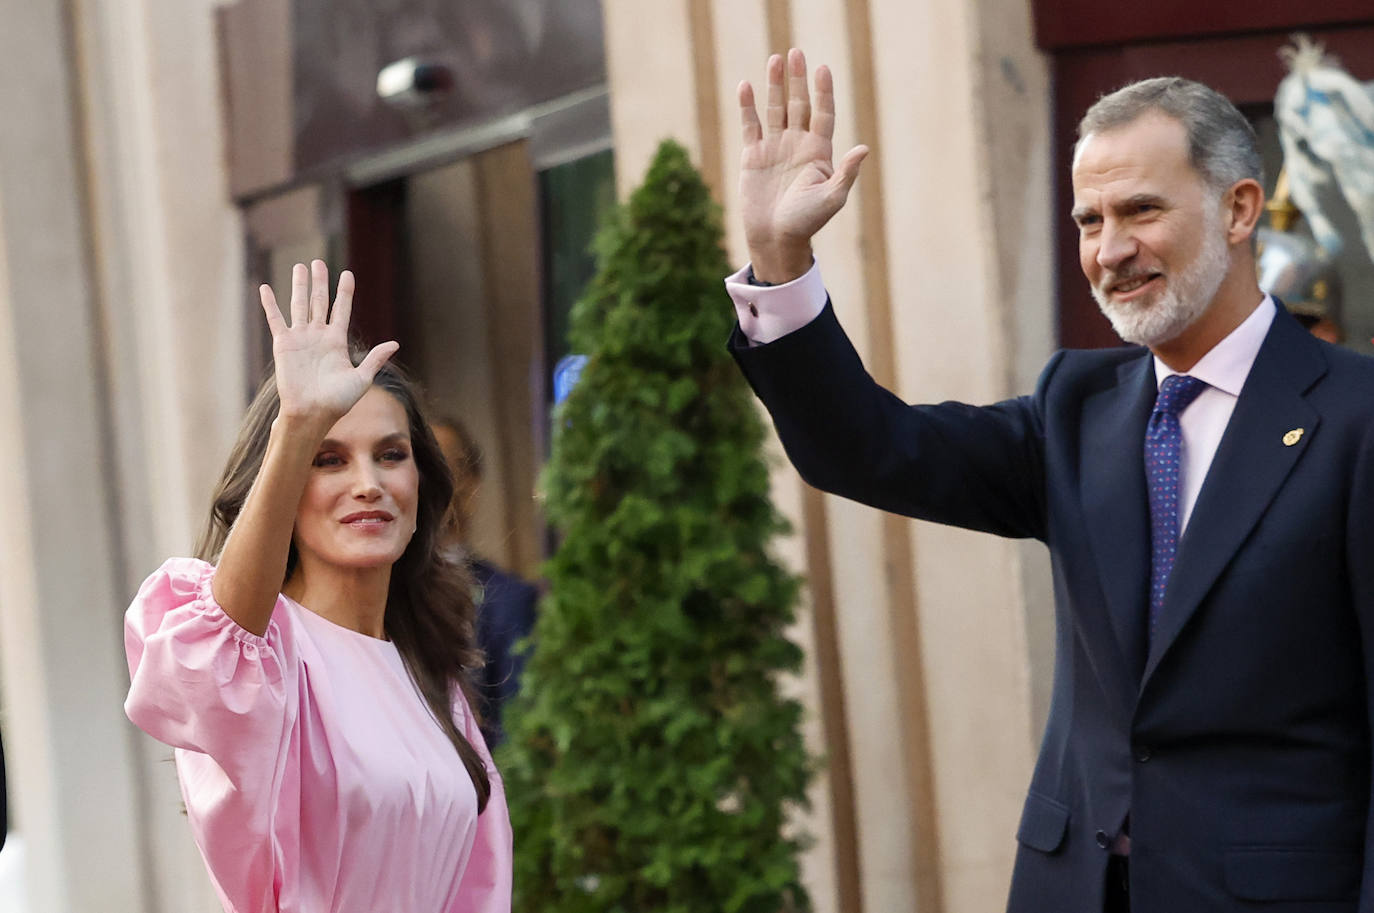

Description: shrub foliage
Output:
[497,140,812,913]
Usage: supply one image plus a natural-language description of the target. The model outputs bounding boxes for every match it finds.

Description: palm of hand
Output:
[259,261,399,424]
[736,51,867,275]
[272,326,369,420]
[741,129,839,248]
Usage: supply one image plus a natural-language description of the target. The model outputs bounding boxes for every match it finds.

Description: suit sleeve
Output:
[730,302,1053,542]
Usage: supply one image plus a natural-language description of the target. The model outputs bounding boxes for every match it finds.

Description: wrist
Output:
[747,242,813,285]
[271,411,336,446]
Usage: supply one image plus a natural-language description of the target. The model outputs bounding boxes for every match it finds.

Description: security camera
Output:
[376,57,455,110]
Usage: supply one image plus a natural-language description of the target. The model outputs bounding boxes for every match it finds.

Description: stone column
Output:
[0,2,152,908]
[0,0,244,908]
[599,0,1055,910]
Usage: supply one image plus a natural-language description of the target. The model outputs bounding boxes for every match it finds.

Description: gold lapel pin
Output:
[1283,428,1304,447]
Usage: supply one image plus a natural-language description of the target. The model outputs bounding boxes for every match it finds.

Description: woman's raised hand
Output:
[259,260,399,424]
[738,49,868,283]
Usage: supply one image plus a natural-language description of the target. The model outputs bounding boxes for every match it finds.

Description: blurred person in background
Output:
[430,416,539,747]
[123,261,511,913]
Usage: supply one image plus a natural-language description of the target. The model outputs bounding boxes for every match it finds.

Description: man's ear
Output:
[1225,178,1264,244]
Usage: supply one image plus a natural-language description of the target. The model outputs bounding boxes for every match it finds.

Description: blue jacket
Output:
[471,558,539,747]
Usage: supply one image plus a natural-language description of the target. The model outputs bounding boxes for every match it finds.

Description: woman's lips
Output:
[340,510,393,525]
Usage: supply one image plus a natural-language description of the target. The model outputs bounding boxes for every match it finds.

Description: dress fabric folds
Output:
[124,557,512,913]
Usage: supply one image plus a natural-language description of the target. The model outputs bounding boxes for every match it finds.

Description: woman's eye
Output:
[380,449,410,463]
[313,454,343,468]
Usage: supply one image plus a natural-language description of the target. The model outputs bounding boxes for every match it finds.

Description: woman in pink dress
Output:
[124,260,512,913]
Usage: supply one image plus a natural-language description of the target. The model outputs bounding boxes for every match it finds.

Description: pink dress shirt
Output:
[1150,296,1275,533]
[723,261,827,346]
[124,557,513,913]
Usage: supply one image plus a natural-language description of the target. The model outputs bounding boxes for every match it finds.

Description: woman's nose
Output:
[350,465,383,499]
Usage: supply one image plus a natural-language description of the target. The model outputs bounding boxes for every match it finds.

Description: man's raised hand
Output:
[738,48,868,283]
[258,260,399,425]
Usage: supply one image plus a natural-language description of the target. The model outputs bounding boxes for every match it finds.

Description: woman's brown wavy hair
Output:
[195,354,491,812]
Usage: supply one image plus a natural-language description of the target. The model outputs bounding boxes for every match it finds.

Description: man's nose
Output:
[1096,222,1138,272]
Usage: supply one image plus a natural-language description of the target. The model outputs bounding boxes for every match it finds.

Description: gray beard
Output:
[1092,220,1230,348]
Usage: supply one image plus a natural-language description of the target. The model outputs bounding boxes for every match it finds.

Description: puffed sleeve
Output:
[125,558,301,912]
[450,686,513,913]
[124,557,299,790]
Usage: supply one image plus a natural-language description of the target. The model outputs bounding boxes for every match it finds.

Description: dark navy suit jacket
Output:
[732,302,1374,912]
[471,558,539,747]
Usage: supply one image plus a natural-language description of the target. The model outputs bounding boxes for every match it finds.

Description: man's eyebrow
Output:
[1071,193,1166,222]
[1116,192,1166,210]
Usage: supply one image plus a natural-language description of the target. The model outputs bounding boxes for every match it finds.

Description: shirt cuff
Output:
[724,261,827,346]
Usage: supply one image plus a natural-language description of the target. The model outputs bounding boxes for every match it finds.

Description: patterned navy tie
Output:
[1145,374,1207,644]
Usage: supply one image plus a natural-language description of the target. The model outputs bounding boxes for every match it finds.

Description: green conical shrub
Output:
[497,139,812,913]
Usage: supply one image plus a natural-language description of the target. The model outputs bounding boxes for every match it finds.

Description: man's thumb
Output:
[834,144,870,195]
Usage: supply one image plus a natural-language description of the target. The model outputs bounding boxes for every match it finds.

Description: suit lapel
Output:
[1142,310,1326,686]
[1080,353,1157,685]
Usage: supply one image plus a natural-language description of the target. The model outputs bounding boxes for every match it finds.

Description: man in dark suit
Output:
[431,416,539,747]
[726,50,1374,912]
[467,554,539,746]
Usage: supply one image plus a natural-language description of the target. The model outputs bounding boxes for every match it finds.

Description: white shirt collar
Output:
[1153,295,1277,396]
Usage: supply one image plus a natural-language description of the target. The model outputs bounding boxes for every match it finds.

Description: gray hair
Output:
[1075,77,1263,194]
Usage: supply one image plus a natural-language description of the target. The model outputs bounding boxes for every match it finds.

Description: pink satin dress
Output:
[124,558,512,913]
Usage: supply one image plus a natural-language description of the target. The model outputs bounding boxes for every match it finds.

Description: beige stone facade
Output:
[0,0,243,908]
[0,0,1055,911]
[603,2,1055,910]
